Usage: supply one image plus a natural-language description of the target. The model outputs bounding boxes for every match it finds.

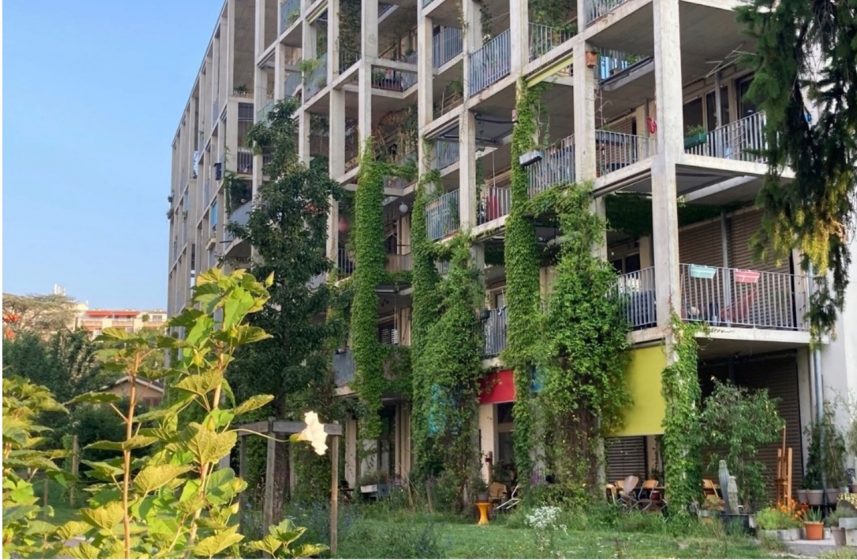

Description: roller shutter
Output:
[679,220,723,266]
[605,436,647,483]
[728,210,790,273]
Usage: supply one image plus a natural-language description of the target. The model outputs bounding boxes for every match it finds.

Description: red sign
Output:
[479,369,516,404]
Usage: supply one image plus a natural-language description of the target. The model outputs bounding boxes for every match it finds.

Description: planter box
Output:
[832,527,846,546]
[807,489,824,506]
[758,529,778,540]
[777,528,802,541]
[839,517,857,530]
[797,489,808,503]
[826,488,841,504]
[734,269,760,284]
[684,132,707,149]
[689,264,717,279]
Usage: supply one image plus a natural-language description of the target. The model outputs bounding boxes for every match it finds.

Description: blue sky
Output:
[4,1,217,309]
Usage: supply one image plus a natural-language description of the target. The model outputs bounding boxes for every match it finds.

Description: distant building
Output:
[104,376,165,408]
[74,308,167,337]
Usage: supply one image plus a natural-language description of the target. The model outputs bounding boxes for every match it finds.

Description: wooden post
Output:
[238,434,247,512]
[263,417,277,529]
[330,433,340,555]
[69,435,80,507]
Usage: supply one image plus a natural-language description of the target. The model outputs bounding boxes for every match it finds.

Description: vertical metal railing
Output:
[256,98,275,122]
[528,23,574,60]
[597,49,644,81]
[338,247,356,278]
[279,0,301,33]
[680,263,809,330]
[477,186,511,225]
[527,134,575,198]
[305,57,328,99]
[434,140,459,170]
[425,189,460,241]
[585,0,630,24]
[283,71,301,98]
[617,267,657,329]
[469,29,511,95]
[483,308,508,357]
[339,48,361,73]
[224,201,253,243]
[595,130,656,176]
[236,148,253,175]
[684,111,767,163]
[433,27,463,68]
[385,250,413,273]
[371,66,418,91]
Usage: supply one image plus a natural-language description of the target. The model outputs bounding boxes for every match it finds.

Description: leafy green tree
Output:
[3,293,78,337]
[737,0,857,337]
[699,380,782,509]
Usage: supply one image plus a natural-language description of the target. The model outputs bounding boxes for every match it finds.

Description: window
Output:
[737,76,757,118]
[683,98,704,130]
[705,87,730,129]
[210,201,218,231]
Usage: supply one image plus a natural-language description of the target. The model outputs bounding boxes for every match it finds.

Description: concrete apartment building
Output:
[170,0,857,494]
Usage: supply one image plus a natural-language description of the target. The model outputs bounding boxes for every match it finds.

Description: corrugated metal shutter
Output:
[605,116,635,135]
[605,436,647,483]
[728,210,790,273]
[679,220,723,266]
[700,354,803,499]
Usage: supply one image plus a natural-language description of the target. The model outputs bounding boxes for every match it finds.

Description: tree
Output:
[737,0,857,337]
[3,293,78,338]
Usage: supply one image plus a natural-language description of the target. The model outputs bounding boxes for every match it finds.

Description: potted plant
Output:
[684,124,708,149]
[755,506,801,540]
[797,487,808,504]
[820,405,848,504]
[827,509,847,546]
[805,418,825,506]
[233,84,249,96]
[803,508,824,540]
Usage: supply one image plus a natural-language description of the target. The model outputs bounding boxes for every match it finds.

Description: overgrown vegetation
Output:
[737,0,857,338]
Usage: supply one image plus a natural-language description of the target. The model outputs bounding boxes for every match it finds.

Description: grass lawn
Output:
[336,516,779,559]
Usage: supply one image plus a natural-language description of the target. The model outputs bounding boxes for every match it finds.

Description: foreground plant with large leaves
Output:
[48,268,323,559]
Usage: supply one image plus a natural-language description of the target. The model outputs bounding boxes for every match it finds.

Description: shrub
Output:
[756,506,801,530]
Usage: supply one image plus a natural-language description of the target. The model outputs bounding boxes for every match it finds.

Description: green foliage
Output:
[504,80,544,485]
[2,376,68,559]
[755,506,801,530]
[245,518,328,558]
[737,0,857,338]
[530,184,631,490]
[604,194,742,240]
[804,403,847,489]
[3,292,78,337]
[661,317,703,517]
[699,381,783,509]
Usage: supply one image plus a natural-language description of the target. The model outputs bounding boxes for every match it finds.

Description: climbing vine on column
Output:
[503,79,543,485]
[661,317,703,516]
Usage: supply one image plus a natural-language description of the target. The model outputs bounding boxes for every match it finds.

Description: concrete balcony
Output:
[527,134,575,198]
[279,0,300,35]
[477,186,511,225]
[433,27,463,69]
[585,0,631,26]
[684,111,767,164]
[434,140,459,171]
[529,23,575,61]
[337,247,356,279]
[425,189,460,241]
[305,57,328,100]
[596,130,656,177]
[469,30,511,96]
[483,308,507,357]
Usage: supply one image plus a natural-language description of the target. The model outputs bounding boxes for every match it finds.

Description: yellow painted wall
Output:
[611,345,667,437]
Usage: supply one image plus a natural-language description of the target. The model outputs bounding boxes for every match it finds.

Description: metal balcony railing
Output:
[597,49,647,81]
[527,134,575,198]
[426,189,460,241]
[434,140,459,170]
[379,3,396,18]
[338,247,356,278]
[385,252,413,273]
[279,0,301,33]
[283,71,301,98]
[333,348,355,387]
[340,49,360,73]
[469,29,511,95]
[528,23,574,60]
[617,267,657,329]
[433,27,463,68]
[595,130,656,176]
[477,186,511,225]
[680,263,809,331]
[236,148,253,175]
[256,98,275,122]
[585,0,629,24]
[483,308,507,357]
[305,57,327,99]
[371,67,418,92]
[223,201,253,244]
[684,111,767,163]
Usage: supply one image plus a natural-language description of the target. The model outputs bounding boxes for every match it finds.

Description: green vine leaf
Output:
[133,464,192,495]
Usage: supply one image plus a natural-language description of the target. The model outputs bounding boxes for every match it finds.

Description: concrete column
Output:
[344,416,358,487]
[459,110,478,230]
[226,0,235,93]
[651,0,683,329]
[358,0,378,144]
[298,109,311,164]
[509,0,529,74]
[255,0,267,58]
[478,403,495,482]
[461,0,483,100]
[225,102,239,171]
[417,15,434,129]
[274,43,284,99]
[573,43,597,181]
[328,0,340,82]
[328,89,345,260]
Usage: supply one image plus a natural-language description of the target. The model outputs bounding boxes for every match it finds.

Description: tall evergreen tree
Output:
[738,0,857,337]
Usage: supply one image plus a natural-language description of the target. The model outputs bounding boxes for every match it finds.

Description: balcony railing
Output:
[477,186,511,225]
[585,0,629,24]
[617,267,656,330]
[433,27,463,69]
[596,130,656,176]
[597,49,647,81]
[338,247,356,278]
[333,348,355,387]
[256,99,275,122]
[236,148,253,175]
[680,264,809,331]
[385,252,413,273]
[279,0,301,34]
[371,67,418,92]
[434,140,459,170]
[529,23,574,60]
[283,71,301,98]
[223,201,253,244]
[527,134,575,198]
[469,29,511,95]
[483,308,507,357]
[340,49,360,73]
[684,111,767,163]
[426,189,460,241]
[305,57,328,99]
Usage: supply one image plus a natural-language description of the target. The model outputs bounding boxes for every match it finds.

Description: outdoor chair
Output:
[495,484,521,512]
[488,482,507,506]
[636,479,664,512]
[617,475,640,511]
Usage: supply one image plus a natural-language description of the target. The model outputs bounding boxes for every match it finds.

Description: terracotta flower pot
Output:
[804,521,824,541]
[807,489,824,506]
